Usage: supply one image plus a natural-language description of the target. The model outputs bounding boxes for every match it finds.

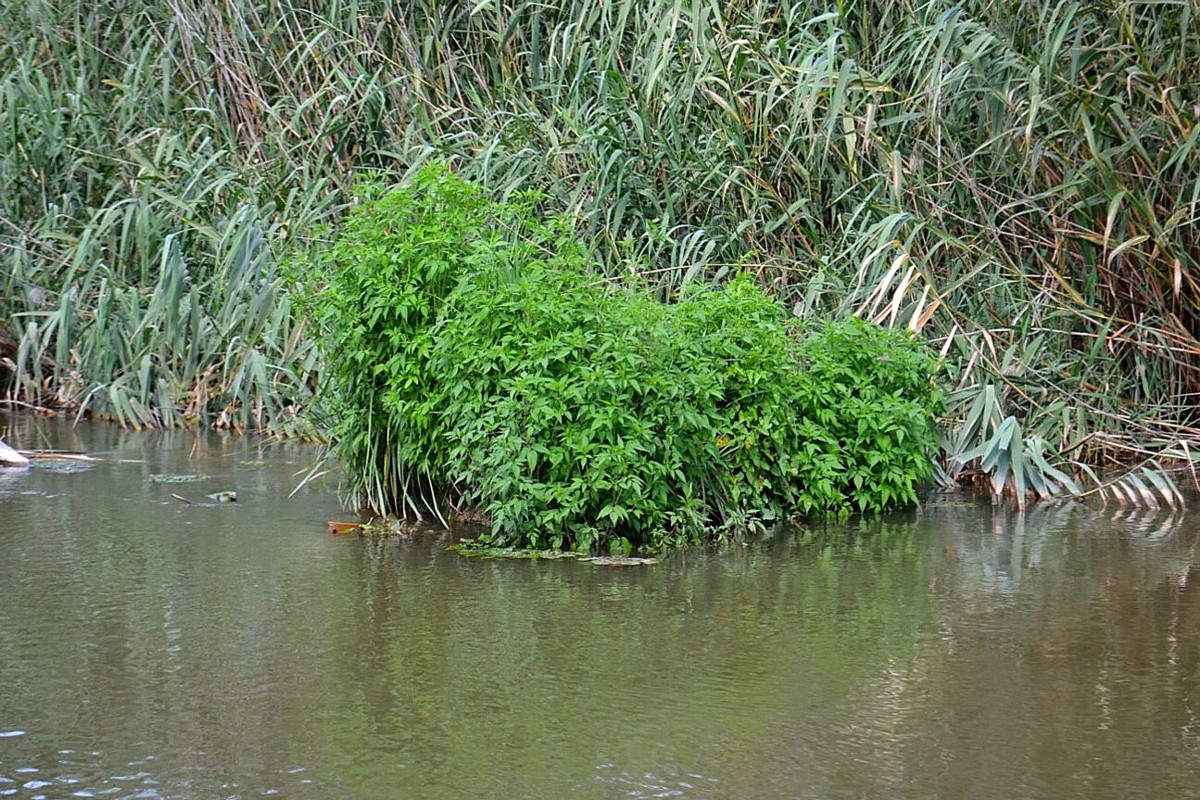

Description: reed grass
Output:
[1,0,1196,488]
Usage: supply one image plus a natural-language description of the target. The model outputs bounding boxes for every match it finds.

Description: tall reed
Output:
[1,0,1196,474]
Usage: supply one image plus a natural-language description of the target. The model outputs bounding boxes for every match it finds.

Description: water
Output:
[1,417,1199,799]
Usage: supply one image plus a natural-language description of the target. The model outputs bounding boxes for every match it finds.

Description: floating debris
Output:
[447,542,582,559]
[171,491,237,506]
[148,473,205,483]
[25,451,100,462]
[579,556,660,567]
[446,543,658,564]
[32,458,95,474]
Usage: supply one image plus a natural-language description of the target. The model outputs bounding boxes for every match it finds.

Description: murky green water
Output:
[1,416,1199,799]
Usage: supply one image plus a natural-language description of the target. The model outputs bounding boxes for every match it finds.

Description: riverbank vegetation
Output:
[300,167,941,548]
[2,0,1197,521]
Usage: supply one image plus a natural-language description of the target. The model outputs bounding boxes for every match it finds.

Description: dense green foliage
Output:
[297,167,491,514]
[0,2,331,429]
[1,0,1196,495]
[304,168,942,549]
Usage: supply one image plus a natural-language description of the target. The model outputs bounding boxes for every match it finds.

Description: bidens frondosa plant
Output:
[304,166,943,550]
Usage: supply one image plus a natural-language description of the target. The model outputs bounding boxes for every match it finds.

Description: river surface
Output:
[1,416,1199,799]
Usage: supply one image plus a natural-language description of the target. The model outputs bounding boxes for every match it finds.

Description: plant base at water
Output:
[300,166,944,551]
[3,0,1197,502]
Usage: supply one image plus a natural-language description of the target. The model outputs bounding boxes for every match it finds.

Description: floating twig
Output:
[19,451,102,462]
[0,399,58,415]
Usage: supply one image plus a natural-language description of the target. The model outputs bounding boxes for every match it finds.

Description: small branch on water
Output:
[14,450,144,464]
[18,451,101,462]
[0,398,58,415]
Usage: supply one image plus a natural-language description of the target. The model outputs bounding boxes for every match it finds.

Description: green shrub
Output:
[301,165,491,514]
[427,262,792,549]
[792,318,946,513]
[306,166,943,550]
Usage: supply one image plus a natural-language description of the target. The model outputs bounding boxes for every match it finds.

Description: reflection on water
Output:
[1,415,1199,799]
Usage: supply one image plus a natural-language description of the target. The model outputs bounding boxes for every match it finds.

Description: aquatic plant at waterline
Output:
[4,0,1197,499]
[0,85,328,431]
[0,4,335,430]
[290,166,492,517]
[3,197,320,432]
[298,167,944,550]
[944,383,1079,507]
[943,381,1186,510]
